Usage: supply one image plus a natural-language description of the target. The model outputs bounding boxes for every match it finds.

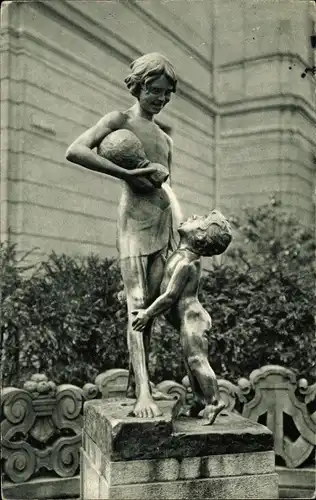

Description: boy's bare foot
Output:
[151,387,177,401]
[132,395,162,418]
[180,399,205,418]
[127,384,175,401]
[202,401,225,425]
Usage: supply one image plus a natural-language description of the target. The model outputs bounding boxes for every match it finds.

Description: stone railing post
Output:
[1,373,100,486]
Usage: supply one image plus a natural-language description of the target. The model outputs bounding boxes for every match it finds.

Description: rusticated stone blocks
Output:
[81,398,279,499]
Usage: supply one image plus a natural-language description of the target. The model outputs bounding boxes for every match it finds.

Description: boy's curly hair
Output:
[124,52,177,98]
[191,219,232,257]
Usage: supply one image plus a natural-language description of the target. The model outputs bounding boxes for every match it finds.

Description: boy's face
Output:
[178,210,229,237]
[203,210,230,230]
[178,214,204,236]
[139,74,173,115]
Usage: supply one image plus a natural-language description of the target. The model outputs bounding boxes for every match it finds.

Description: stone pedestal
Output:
[81,398,279,499]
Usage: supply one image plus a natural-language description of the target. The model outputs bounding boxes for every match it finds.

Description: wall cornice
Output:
[220,94,316,131]
[31,0,316,127]
[4,2,316,141]
[219,52,311,71]
[123,0,213,72]
[34,0,217,117]
[2,27,215,138]
[5,28,316,150]
[220,125,316,149]
[2,26,129,105]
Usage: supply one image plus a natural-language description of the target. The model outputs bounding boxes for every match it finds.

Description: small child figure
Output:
[132,210,232,425]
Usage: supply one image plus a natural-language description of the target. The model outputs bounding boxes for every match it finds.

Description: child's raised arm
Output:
[132,261,190,331]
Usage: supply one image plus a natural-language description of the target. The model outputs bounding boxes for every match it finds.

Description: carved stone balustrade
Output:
[217,365,316,471]
[216,365,316,498]
[1,373,100,486]
[2,366,315,499]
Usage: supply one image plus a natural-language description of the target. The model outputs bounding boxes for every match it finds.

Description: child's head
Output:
[178,210,232,256]
[124,53,177,114]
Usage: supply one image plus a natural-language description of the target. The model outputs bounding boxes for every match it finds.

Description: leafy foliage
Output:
[1,249,127,386]
[1,200,315,387]
[199,200,316,381]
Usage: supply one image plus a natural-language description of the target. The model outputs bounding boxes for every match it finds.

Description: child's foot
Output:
[151,387,177,401]
[132,394,162,418]
[202,401,226,425]
[180,399,205,418]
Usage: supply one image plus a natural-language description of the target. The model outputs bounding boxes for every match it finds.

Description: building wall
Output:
[1,0,315,262]
[215,0,316,224]
[1,0,215,261]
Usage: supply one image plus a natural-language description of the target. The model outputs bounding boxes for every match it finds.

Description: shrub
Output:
[1,200,315,388]
[1,244,40,386]
[1,248,128,387]
[148,199,316,383]
[199,200,316,382]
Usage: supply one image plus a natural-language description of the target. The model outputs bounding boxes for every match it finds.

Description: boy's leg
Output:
[182,358,205,417]
[120,255,161,418]
[165,312,205,415]
[181,311,224,423]
[143,248,175,401]
[181,326,220,404]
[124,249,166,396]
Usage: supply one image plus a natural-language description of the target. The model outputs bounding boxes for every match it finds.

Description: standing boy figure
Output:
[66,53,181,418]
[132,210,232,425]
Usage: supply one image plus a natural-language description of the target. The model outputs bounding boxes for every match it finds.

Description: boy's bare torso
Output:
[161,250,211,331]
[119,111,171,218]
[125,113,169,165]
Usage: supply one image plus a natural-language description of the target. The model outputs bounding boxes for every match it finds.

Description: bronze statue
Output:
[97,129,169,191]
[66,53,182,418]
[132,210,232,425]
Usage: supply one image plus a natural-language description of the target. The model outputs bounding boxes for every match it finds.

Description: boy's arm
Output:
[66,111,157,181]
[146,261,190,318]
[163,134,182,250]
[167,134,173,185]
[132,261,190,331]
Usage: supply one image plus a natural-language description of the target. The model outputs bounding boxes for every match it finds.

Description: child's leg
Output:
[181,329,220,405]
[123,249,172,405]
[181,306,224,423]
[182,359,205,417]
[165,310,203,414]
[120,255,161,418]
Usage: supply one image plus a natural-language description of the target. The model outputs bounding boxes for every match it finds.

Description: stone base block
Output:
[81,398,279,499]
